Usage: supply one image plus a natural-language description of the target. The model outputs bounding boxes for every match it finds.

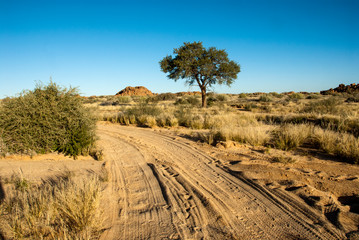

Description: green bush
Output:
[0,82,96,158]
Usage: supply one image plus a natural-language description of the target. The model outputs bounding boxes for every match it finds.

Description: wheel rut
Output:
[98,124,345,240]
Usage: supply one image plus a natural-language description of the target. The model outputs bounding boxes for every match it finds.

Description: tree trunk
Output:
[201,88,207,108]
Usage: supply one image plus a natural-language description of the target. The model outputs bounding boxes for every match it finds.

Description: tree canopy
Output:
[160,41,240,107]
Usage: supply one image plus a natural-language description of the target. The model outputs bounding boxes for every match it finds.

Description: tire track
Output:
[98,132,177,240]
[98,124,344,240]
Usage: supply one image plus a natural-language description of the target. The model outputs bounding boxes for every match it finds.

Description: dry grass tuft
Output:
[0,175,104,239]
[272,124,312,150]
[313,127,359,164]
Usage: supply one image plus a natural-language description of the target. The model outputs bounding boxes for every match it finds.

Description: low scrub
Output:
[302,97,341,114]
[146,93,177,103]
[0,175,103,239]
[258,94,273,102]
[0,82,96,158]
[100,96,132,106]
[196,123,273,147]
[288,93,305,100]
[257,114,359,137]
[313,127,359,164]
[174,96,200,106]
[271,124,312,150]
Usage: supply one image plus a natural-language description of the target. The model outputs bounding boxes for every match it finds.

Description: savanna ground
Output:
[1,90,359,239]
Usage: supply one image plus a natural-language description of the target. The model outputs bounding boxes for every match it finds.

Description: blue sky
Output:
[0,0,358,97]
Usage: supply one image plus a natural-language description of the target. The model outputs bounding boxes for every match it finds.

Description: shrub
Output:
[238,93,247,99]
[258,94,273,102]
[302,97,341,114]
[99,101,113,106]
[269,92,283,98]
[216,94,228,102]
[174,96,200,106]
[126,103,162,117]
[244,103,258,111]
[313,127,359,164]
[345,93,359,103]
[306,94,321,99]
[197,123,272,147]
[272,124,312,150]
[207,94,228,106]
[288,93,305,100]
[151,93,177,102]
[166,116,179,127]
[0,82,96,158]
[112,96,132,105]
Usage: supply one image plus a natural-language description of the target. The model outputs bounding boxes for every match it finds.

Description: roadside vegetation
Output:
[0,82,97,159]
[95,91,359,164]
[0,172,104,239]
[0,82,105,239]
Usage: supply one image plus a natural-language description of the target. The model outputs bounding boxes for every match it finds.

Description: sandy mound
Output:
[116,86,154,96]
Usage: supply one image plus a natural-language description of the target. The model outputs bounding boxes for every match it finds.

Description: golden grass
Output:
[96,93,359,164]
[313,127,359,164]
[0,175,104,239]
[272,124,312,150]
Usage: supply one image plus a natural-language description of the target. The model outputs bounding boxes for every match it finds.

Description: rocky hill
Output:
[116,86,154,96]
[321,83,359,95]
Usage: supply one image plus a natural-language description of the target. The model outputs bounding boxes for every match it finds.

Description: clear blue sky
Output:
[1,0,358,97]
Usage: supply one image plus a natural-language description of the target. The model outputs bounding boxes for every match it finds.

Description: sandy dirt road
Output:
[97,123,345,240]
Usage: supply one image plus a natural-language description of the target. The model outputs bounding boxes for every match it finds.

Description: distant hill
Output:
[116,86,154,96]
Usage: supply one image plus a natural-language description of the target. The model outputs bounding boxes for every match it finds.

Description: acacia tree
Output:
[160,41,240,107]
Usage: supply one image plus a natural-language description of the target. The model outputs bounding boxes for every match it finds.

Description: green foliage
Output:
[160,41,240,107]
[0,82,96,158]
